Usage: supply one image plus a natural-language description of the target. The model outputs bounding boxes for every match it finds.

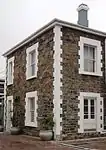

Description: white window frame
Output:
[25,91,38,127]
[6,96,13,131]
[7,57,14,85]
[26,43,38,80]
[78,92,103,133]
[78,37,102,76]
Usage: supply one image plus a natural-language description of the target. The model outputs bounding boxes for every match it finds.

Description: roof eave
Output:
[3,19,58,57]
[3,18,106,57]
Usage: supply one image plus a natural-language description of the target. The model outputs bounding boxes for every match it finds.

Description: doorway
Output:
[83,98,97,131]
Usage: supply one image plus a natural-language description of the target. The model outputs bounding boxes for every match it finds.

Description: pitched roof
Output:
[3,18,106,57]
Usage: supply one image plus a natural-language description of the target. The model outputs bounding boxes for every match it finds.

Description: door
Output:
[84,98,97,132]
[6,97,13,132]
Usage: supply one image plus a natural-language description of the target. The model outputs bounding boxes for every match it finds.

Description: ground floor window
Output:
[25,91,38,127]
[29,97,35,123]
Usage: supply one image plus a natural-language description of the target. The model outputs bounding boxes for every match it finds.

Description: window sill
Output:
[26,75,37,80]
[25,122,37,127]
[7,82,13,86]
[79,70,102,76]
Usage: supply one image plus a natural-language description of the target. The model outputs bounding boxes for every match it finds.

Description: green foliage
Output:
[14,96,20,103]
[11,96,24,127]
[42,115,54,130]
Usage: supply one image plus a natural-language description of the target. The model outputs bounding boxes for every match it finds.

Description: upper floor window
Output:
[84,44,96,72]
[26,43,38,80]
[7,57,14,85]
[79,37,102,76]
[29,50,36,76]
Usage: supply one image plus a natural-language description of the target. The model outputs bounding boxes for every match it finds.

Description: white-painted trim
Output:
[78,37,102,76]
[6,95,13,131]
[7,56,14,85]
[26,43,38,80]
[53,25,63,139]
[78,92,103,133]
[25,91,38,127]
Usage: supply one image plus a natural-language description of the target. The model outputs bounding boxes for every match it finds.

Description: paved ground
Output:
[0,135,74,150]
[1,135,106,150]
[63,137,106,150]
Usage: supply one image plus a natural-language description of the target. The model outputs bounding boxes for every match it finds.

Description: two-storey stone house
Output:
[3,4,106,140]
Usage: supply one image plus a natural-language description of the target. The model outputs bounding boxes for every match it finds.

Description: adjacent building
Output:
[0,79,5,125]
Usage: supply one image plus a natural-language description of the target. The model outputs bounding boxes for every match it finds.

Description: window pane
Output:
[84,59,89,71]
[84,45,89,71]
[91,99,94,105]
[88,60,95,72]
[30,111,35,122]
[0,98,2,103]
[89,47,95,59]
[31,64,35,76]
[84,99,88,119]
[0,89,4,93]
[91,107,94,113]
[9,62,12,74]
[84,114,88,119]
[84,45,88,58]
[0,85,4,88]
[30,98,35,110]
[91,114,94,119]
[84,106,88,113]
[90,99,95,119]
[29,97,35,123]
[29,50,36,76]
[84,99,88,105]
[9,62,12,82]
[30,50,35,64]
[84,45,96,72]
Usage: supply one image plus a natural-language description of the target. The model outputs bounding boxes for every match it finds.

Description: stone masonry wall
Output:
[6,28,54,136]
[62,27,106,139]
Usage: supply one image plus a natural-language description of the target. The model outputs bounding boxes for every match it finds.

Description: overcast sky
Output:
[0,0,106,78]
